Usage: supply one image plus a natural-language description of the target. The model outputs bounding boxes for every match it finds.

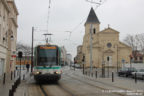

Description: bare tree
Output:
[135,34,144,54]
[123,34,137,51]
[16,42,31,64]
[16,42,31,56]
[123,34,144,61]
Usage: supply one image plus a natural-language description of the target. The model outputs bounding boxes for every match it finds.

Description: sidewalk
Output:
[0,69,30,96]
[72,69,144,95]
[14,80,28,96]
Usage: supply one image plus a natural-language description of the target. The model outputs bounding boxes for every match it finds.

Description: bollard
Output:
[17,78,19,85]
[112,72,114,82]
[14,70,15,79]
[11,86,14,96]
[18,78,20,85]
[12,85,15,93]
[135,73,137,83]
[23,74,25,80]
[86,71,87,75]
[17,70,18,76]
[95,71,97,78]
[14,82,17,92]
[15,79,18,88]
[3,73,6,84]
[9,89,12,96]
[11,71,13,80]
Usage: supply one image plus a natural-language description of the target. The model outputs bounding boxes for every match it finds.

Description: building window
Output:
[93,28,96,34]
[107,43,112,48]
[140,57,143,60]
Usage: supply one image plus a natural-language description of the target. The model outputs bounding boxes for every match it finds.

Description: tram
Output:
[33,44,62,83]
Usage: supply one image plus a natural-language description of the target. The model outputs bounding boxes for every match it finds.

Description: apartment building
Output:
[0,0,18,76]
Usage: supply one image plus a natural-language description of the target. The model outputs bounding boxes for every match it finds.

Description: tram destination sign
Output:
[39,46,56,49]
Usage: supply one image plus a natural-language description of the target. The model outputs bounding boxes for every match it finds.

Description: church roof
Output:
[85,7,100,24]
[119,42,131,48]
[98,27,120,34]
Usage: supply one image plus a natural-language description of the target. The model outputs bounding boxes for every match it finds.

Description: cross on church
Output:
[108,24,110,28]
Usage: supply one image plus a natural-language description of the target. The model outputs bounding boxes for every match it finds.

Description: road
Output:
[27,69,127,96]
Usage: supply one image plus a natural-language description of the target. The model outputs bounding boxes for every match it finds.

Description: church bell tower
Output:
[85,7,100,35]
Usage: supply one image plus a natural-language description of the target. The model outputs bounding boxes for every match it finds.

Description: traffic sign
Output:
[122,59,125,63]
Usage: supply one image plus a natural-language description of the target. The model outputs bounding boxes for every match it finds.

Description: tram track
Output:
[39,83,77,96]
[57,83,76,96]
[40,85,49,96]
[28,71,143,96]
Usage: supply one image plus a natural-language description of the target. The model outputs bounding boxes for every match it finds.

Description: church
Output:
[81,7,132,69]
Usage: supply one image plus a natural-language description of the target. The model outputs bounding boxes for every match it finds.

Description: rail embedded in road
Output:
[41,83,77,96]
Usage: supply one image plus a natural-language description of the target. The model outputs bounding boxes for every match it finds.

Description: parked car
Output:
[131,69,144,80]
[75,64,81,69]
[71,64,81,69]
[118,67,137,77]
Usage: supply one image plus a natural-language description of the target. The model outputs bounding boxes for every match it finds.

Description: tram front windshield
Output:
[38,49,58,66]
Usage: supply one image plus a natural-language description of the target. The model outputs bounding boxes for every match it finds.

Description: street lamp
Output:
[31,27,34,72]
[10,35,14,40]
[89,23,93,75]
[101,45,105,77]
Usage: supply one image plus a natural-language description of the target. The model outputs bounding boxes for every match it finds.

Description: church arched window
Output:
[93,28,96,34]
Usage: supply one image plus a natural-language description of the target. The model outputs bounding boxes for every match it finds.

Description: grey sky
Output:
[15,0,144,58]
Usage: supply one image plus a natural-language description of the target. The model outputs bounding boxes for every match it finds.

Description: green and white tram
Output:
[33,44,62,83]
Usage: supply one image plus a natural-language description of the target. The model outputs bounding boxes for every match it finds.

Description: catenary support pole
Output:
[89,24,93,75]
[31,27,34,72]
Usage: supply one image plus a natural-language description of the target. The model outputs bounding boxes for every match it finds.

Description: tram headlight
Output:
[56,71,59,74]
[54,71,61,74]
[36,72,40,74]
[33,71,41,75]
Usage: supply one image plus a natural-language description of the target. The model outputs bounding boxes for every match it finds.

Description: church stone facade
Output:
[81,8,132,68]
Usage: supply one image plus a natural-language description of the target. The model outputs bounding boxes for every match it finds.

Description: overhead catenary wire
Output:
[72,0,106,32]
[47,0,51,33]
[44,0,53,44]
[67,0,106,40]
[62,0,107,55]
[86,0,101,5]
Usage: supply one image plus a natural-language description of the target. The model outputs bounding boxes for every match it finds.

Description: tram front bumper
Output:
[34,74,61,81]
